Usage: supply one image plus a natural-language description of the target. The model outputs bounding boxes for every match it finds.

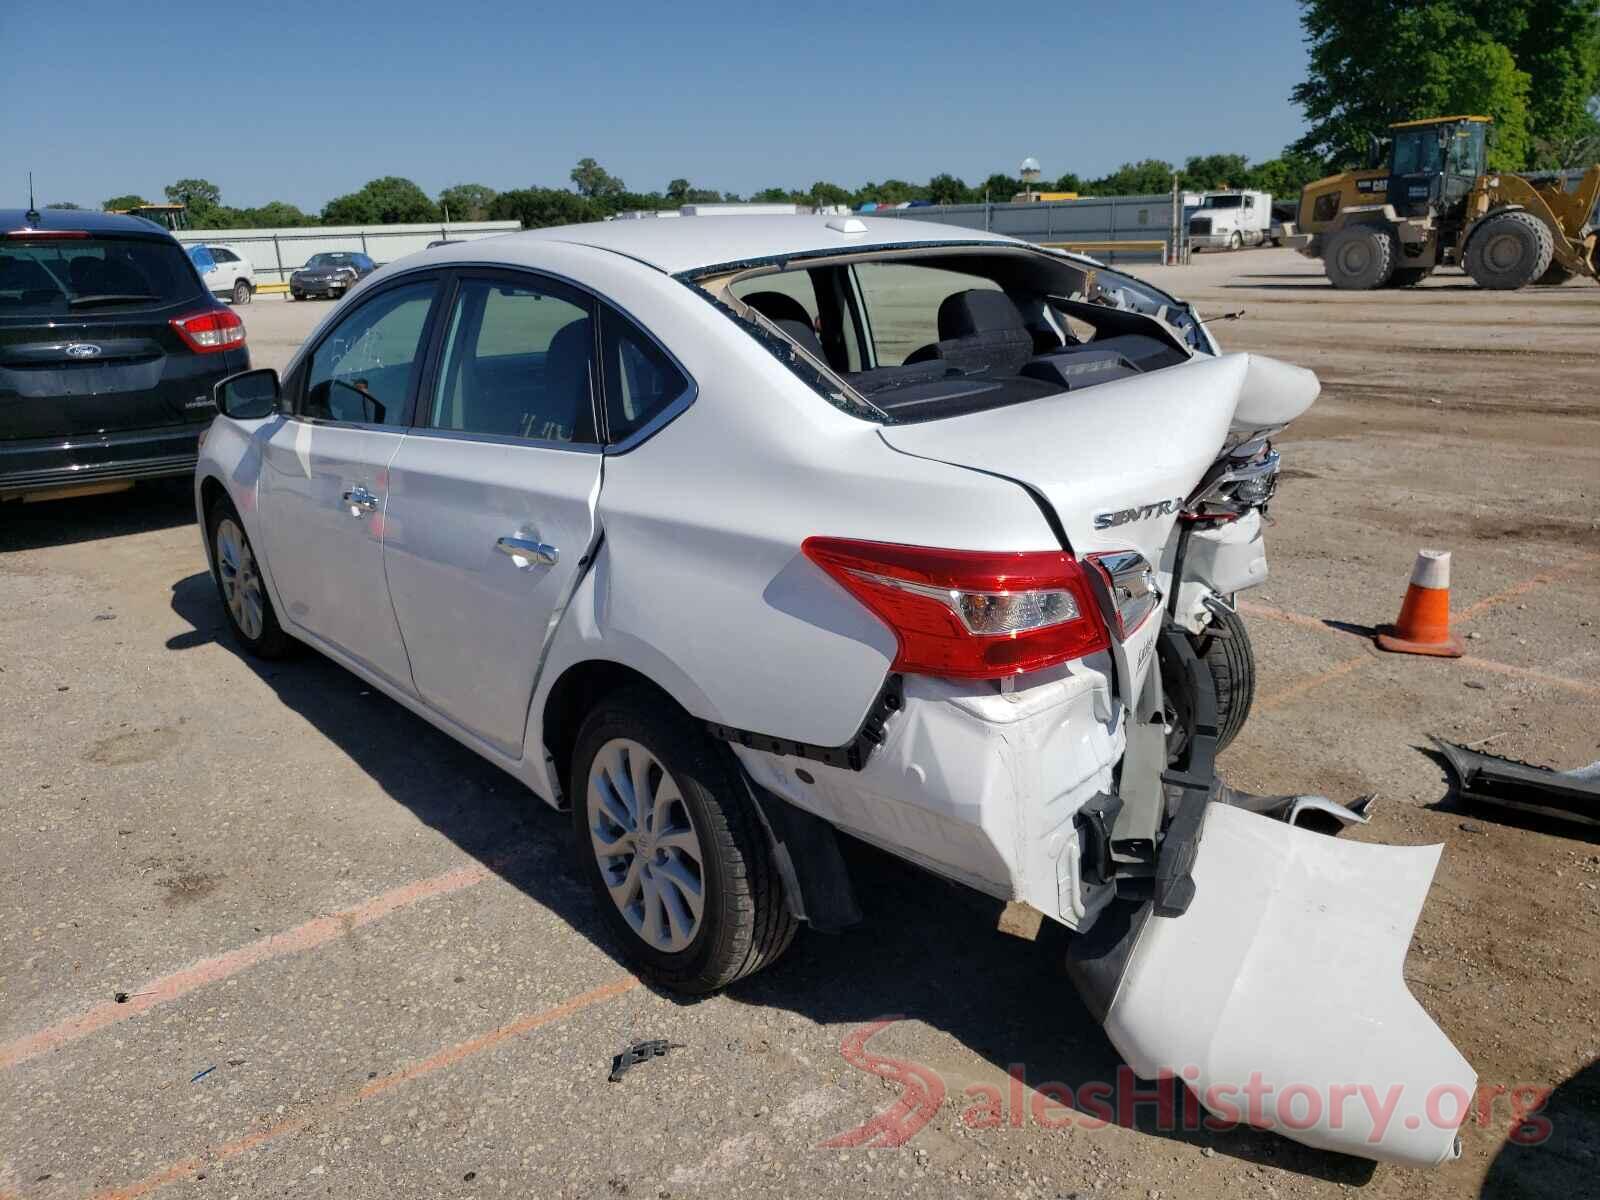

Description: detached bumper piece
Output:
[1101,803,1475,1166]
[1433,736,1600,829]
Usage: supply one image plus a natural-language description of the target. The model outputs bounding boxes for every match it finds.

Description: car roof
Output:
[0,208,177,239]
[447,214,1021,275]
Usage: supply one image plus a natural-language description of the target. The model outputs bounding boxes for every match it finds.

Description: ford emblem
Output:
[64,343,103,359]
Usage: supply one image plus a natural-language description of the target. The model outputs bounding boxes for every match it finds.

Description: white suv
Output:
[198,215,1473,1166]
[190,242,255,305]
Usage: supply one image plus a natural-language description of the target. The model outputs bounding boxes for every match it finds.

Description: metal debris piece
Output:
[190,1065,216,1083]
[607,1039,683,1082]
[1431,736,1600,828]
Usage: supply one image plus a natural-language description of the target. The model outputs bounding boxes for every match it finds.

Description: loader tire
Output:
[1323,226,1397,290]
[1534,262,1576,286]
[1388,267,1432,288]
[1193,604,1255,753]
[1464,210,1553,290]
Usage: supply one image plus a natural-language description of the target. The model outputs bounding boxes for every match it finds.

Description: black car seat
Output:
[742,290,813,328]
[903,289,1035,375]
[773,318,825,359]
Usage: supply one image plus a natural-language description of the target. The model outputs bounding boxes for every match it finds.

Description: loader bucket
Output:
[1096,802,1475,1166]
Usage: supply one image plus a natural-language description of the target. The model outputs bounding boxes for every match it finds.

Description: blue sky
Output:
[0,1,1312,211]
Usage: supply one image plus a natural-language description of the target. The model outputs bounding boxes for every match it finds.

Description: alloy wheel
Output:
[215,517,265,641]
[586,737,707,953]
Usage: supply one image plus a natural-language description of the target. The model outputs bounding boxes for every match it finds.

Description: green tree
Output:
[164,178,222,222]
[437,183,497,221]
[979,172,1022,200]
[666,178,692,202]
[570,157,625,200]
[237,201,316,228]
[103,194,147,212]
[489,187,597,229]
[1245,153,1326,197]
[1087,160,1176,195]
[322,176,440,224]
[1052,172,1084,193]
[926,173,971,205]
[1287,0,1597,170]
[45,201,83,210]
[750,186,798,203]
[808,180,852,207]
[1181,153,1252,190]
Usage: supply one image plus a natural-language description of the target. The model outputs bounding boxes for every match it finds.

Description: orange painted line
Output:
[1241,602,1598,699]
[1459,655,1600,698]
[1,860,502,1072]
[1255,653,1372,711]
[1454,557,1597,623]
[1237,601,1343,636]
[87,975,637,1200]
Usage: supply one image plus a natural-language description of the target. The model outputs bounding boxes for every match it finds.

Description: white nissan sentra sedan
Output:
[198,215,1473,1165]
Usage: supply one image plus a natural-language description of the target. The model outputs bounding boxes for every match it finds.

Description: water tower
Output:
[1020,156,1042,202]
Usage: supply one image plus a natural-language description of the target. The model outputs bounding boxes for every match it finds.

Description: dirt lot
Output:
[2,250,1596,1199]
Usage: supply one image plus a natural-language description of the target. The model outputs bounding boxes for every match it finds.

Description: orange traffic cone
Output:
[1376,549,1463,657]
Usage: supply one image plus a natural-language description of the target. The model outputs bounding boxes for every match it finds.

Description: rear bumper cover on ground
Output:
[1098,801,1475,1166]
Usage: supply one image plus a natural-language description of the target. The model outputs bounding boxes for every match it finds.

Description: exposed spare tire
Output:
[1464,210,1553,290]
[1324,225,1397,290]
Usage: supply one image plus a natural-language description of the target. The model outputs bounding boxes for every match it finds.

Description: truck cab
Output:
[1187,190,1272,251]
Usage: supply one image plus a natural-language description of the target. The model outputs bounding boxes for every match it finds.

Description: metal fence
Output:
[873,194,1183,263]
[174,220,522,286]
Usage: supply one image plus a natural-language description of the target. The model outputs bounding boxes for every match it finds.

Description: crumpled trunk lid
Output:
[876,352,1318,566]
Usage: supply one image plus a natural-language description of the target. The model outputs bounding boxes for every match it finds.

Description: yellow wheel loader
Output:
[1293,115,1600,290]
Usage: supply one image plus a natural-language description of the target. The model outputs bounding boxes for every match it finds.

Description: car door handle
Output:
[496,536,559,567]
[341,485,379,514]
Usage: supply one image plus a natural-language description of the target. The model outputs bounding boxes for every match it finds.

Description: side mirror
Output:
[214,368,280,420]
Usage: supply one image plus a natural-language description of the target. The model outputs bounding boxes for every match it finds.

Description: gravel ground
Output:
[1,249,1596,1200]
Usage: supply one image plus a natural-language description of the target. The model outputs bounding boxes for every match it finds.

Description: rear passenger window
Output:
[427,277,598,444]
[599,306,690,443]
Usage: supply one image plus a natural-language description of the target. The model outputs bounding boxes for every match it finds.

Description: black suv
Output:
[0,208,249,502]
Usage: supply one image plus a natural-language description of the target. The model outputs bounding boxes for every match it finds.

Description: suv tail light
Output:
[170,308,245,354]
[802,537,1110,679]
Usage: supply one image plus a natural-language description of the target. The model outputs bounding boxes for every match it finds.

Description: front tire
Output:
[1464,211,1553,290]
[232,279,252,305]
[206,497,292,658]
[1324,225,1397,289]
[572,687,796,994]
[1229,231,1242,251]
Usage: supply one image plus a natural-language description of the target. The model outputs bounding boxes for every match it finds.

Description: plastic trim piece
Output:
[707,674,904,771]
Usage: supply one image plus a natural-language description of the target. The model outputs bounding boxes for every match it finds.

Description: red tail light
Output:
[802,537,1110,679]
[170,308,245,354]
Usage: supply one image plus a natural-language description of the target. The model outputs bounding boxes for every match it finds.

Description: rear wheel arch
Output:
[542,660,687,803]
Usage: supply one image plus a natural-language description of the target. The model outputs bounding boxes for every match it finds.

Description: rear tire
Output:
[1194,604,1256,752]
[571,686,796,994]
[206,496,293,658]
[232,280,252,305]
[1324,225,1397,289]
[1464,210,1553,290]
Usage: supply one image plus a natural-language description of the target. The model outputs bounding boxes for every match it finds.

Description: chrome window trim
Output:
[368,260,700,456]
[402,424,605,455]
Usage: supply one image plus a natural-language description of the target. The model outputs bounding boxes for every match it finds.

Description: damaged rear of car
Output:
[682,229,1474,1166]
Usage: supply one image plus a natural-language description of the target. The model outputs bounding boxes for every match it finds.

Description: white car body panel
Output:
[257,421,415,692]
[1105,803,1476,1166]
[195,216,1474,1167]
[383,435,604,757]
